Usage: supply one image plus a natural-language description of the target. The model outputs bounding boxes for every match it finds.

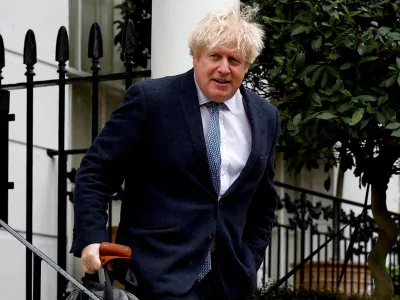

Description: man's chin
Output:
[209,92,234,102]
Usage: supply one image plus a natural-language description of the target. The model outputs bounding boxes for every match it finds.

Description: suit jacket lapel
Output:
[179,69,216,197]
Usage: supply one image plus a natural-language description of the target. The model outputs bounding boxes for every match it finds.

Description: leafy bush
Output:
[243,0,400,188]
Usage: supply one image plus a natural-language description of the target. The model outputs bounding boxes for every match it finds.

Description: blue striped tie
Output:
[197,102,221,281]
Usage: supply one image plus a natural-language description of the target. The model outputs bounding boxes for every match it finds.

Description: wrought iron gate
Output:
[0,20,149,300]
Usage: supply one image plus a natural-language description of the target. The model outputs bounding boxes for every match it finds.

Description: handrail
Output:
[0,219,101,300]
[274,181,366,207]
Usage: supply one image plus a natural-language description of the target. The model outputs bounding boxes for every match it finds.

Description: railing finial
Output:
[23,30,37,67]
[88,22,103,60]
[56,26,69,63]
[123,19,135,63]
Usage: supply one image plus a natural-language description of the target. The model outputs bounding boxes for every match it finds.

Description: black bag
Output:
[66,267,139,300]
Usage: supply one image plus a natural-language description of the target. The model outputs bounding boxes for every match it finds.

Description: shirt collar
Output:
[194,74,240,114]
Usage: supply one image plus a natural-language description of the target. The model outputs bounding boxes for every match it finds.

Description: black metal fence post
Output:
[299,192,306,288]
[33,255,42,300]
[123,19,135,90]
[88,23,102,143]
[88,23,110,242]
[0,35,12,224]
[56,26,69,300]
[0,86,13,223]
[23,29,37,300]
[0,88,10,223]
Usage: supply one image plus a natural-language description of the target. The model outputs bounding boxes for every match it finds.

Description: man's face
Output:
[193,45,249,102]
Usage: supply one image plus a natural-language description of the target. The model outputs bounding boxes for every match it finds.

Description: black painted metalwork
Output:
[123,19,135,89]
[88,22,102,143]
[0,219,101,300]
[33,255,42,300]
[0,71,150,91]
[23,29,37,300]
[0,89,11,223]
[0,34,13,224]
[47,148,88,157]
[56,26,69,300]
[0,21,143,300]
[0,34,4,82]
[263,181,400,296]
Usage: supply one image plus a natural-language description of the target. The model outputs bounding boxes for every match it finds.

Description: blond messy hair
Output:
[188,4,265,64]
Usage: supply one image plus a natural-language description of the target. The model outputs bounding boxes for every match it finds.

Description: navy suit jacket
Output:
[71,68,281,299]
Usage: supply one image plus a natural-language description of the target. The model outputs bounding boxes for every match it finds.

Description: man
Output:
[71,5,280,300]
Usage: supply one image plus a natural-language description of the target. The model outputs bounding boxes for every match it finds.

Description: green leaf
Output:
[396,58,400,69]
[340,62,353,70]
[392,128,400,137]
[398,73,400,87]
[303,113,317,122]
[317,112,336,120]
[377,26,391,36]
[326,66,340,78]
[292,25,307,36]
[325,29,333,38]
[378,95,388,106]
[376,112,386,126]
[312,93,322,105]
[387,32,400,41]
[274,56,285,65]
[360,119,369,129]
[298,65,319,78]
[311,67,323,86]
[293,113,302,126]
[267,67,281,79]
[321,71,328,87]
[385,122,400,130]
[386,75,397,87]
[328,53,340,60]
[286,91,303,100]
[358,95,376,102]
[315,36,323,50]
[336,102,353,113]
[359,56,378,64]
[358,43,367,56]
[295,52,306,71]
[349,108,364,126]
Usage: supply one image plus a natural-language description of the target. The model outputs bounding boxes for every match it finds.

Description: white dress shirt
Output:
[194,78,252,199]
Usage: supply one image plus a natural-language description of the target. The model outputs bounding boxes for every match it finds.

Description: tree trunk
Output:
[368,184,399,300]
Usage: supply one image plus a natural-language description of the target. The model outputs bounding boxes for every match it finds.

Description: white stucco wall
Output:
[0,1,71,299]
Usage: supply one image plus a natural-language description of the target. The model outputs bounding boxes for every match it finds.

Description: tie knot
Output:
[210,101,221,111]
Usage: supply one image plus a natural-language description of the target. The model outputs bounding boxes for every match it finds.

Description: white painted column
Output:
[151,0,239,79]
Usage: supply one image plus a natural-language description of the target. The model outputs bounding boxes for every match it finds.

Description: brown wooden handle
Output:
[99,242,132,267]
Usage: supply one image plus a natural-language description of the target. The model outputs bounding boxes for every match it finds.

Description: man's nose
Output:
[217,58,230,74]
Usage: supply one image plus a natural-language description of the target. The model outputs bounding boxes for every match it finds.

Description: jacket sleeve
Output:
[242,107,281,269]
[70,83,147,257]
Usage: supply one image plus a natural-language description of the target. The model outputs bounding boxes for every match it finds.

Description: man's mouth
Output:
[212,79,230,84]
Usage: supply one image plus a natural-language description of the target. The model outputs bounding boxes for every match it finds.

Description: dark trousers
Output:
[125,254,229,300]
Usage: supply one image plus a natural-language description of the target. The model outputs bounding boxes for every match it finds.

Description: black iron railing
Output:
[0,19,149,300]
[0,218,101,300]
[262,181,400,296]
